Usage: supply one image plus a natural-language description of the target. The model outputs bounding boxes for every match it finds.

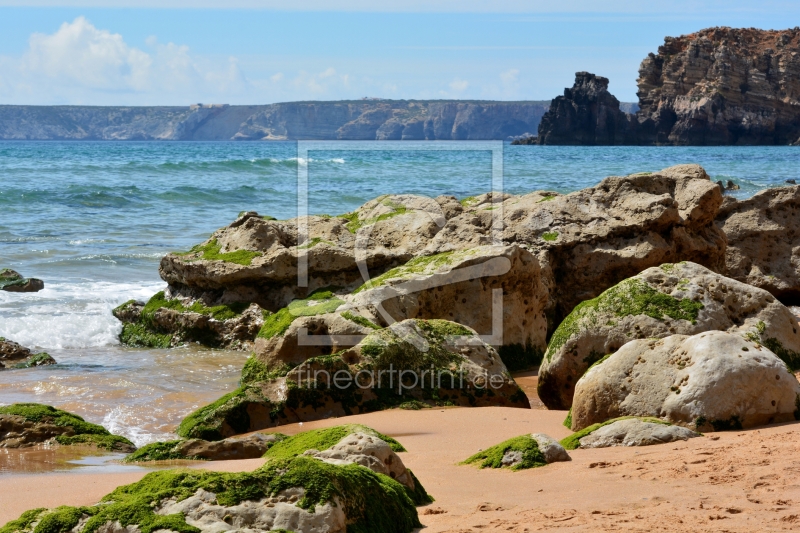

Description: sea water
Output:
[1,140,798,447]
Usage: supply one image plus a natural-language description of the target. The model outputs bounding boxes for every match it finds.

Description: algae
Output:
[461,435,546,471]
[559,416,670,450]
[179,238,262,266]
[341,311,381,330]
[256,288,345,340]
[264,424,406,461]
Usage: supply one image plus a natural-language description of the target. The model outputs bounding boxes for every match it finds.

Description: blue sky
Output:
[0,1,797,105]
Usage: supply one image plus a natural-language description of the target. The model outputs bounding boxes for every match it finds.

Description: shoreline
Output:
[4,406,800,531]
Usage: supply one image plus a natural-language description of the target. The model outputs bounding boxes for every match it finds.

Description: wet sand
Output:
[3,406,800,531]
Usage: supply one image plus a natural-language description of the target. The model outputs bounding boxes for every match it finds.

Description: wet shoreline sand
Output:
[3,405,800,531]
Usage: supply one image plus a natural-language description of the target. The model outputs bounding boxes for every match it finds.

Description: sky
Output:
[0,1,797,105]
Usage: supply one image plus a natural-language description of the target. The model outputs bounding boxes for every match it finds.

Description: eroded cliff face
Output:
[536,27,800,145]
[637,27,800,145]
[535,72,637,145]
[0,100,549,141]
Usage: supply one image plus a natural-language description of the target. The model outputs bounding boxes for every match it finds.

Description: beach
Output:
[3,404,800,532]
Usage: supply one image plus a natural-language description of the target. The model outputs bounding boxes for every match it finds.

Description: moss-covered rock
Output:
[563,417,700,449]
[1,455,424,533]
[178,319,529,440]
[113,292,263,349]
[0,403,135,452]
[559,416,673,450]
[0,338,57,370]
[125,432,286,463]
[538,261,800,410]
[462,435,547,471]
[0,268,44,293]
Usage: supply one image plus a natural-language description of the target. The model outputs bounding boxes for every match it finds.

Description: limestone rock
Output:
[346,244,549,370]
[113,294,265,349]
[530,433,571,463]
[538,261,800,409]
[0,269,44,293]
[427,164,725,324]
[306,432,415,489]
[174,433,282,461]
[577,418,700,448]
[0,338,56,369]
[0,404,135,452]
[178,319,529,439]
[536,72,637,145]
[636,27,800,145]
[716,185,800,301]
[571,331,800,432]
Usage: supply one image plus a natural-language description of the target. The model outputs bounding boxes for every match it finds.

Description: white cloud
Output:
[270,72,284,82]
[449,78,469,92]
[500,68,519,85]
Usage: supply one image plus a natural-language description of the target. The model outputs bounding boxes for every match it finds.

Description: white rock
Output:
[577,418,700,448]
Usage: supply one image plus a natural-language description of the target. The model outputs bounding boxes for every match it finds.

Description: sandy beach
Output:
[3,403,800,532]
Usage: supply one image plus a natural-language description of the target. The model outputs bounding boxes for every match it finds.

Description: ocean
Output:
[1,140,798,449]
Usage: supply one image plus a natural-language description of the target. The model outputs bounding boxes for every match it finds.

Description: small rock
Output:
[578,419,700,448]
[531,433,571,462]
[786,179,796,184]
[174,432,282,460]
[0,269,44,293]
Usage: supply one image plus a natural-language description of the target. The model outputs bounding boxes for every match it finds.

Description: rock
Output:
[174,433,281,461]
[530,433,571,463]
[113,293,264,349]
[346,244,549,371]
[0,269,44,293]
[462,432,570,471]
[570,331,800,432]
[538,261,800,409]
[535,72,637,145]
[577,418,700,448]
[0,338,57,369]
[427,163,726,324]
[0,403,135,452]
[178,319,529,440]
[2,452,426,533]
[305,432,416,490]
[716,185,800,302]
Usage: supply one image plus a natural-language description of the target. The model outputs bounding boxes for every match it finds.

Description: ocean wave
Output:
[0,280,164,349]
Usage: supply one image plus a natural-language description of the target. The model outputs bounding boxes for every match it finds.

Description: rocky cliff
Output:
[537,27,800,145]
[0,100,550,141]
[534,72,637,145]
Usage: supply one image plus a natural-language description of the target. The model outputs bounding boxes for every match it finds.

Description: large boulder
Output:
[346,244,549,370]
[716,185,800,302]
[0,403,135,452]
[178,319,529,440]
[0,269,44,293]
[0,338,56,369]
[426,164,726,324]
[571,331,800,432]
[1,455,426,533]
[538,261,800,409]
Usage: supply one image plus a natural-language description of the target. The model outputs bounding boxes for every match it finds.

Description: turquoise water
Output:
[0,140,798,448]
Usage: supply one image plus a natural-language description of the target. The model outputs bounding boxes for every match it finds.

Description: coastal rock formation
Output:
[0,338,56,369]
[538,261,800,410]
[306,432,416,490]
[462,433,570,471]
[535,72,636,145]
[0,403,135,452]
[637,27,800,145]
[536,28,800,145]
[125,432,284,462]
[716,185,800,302]
[570,331,800,432]
[1,452,428,533]
[576,418,700,448]
[0,269,43,293]
[113,293,264,349]
[177,319,528,440]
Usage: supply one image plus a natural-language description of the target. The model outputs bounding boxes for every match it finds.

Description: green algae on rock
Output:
[559,416,672,450]
[263,425,405,461]
[0,456,424,533]
[462,435,547,471]
[125,432,286,463]
[178,319,529,440]
[0,403,135,452]
[113,291,263,349]
[537,261,800,410]
[0,268,44,293]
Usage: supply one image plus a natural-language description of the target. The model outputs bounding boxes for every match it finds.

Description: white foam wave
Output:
[102,405,178,447]
[0,280,164,350]
[268,157,345,166]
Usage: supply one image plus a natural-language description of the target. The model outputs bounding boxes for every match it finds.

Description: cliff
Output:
[0,100,551,141]
[537,27,800,145]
